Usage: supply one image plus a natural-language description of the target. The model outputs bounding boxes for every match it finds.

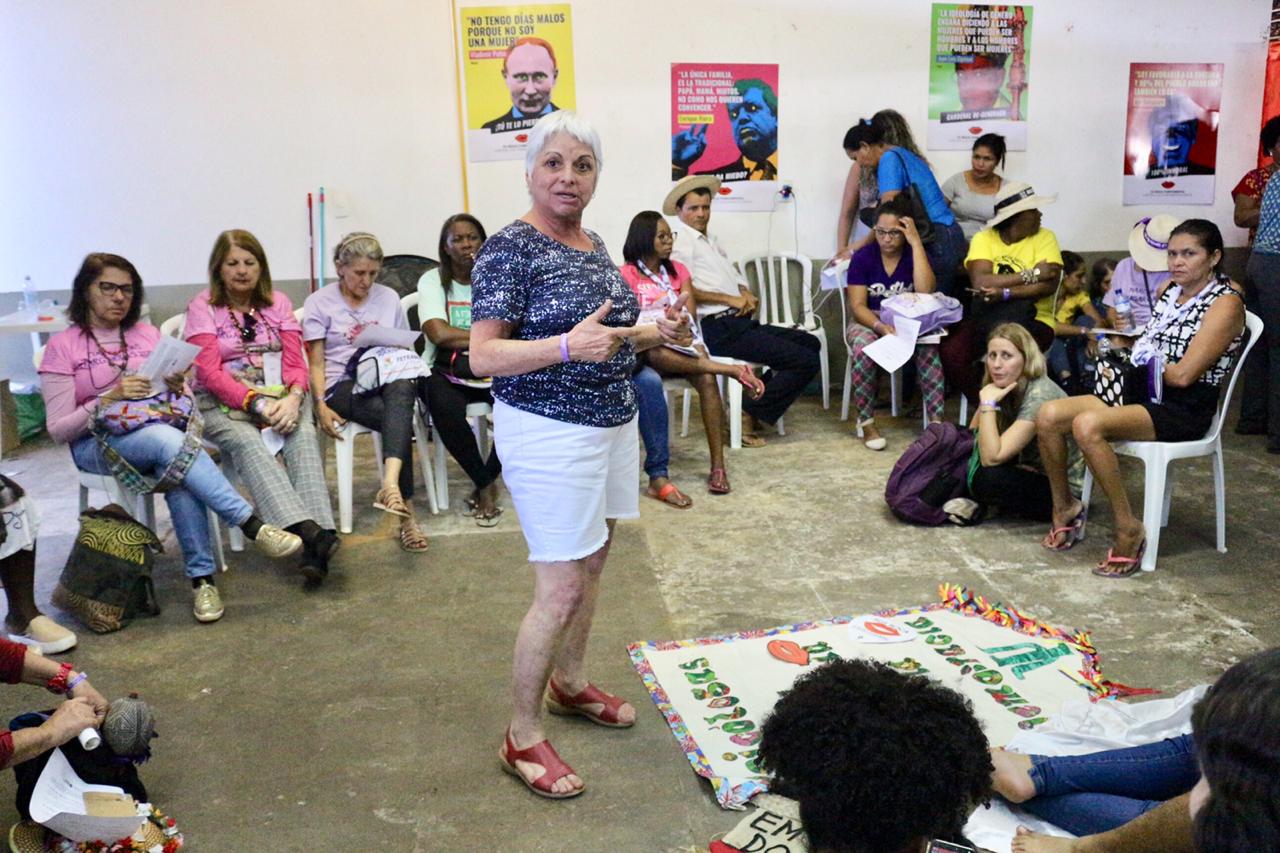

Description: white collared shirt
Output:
[670,219,745,317]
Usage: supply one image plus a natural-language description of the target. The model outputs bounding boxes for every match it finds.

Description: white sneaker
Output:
[7,616,77,654]
[943,497,983,526]
[193,581,224,623]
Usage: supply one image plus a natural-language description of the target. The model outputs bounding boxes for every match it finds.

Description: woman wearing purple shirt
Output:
[845,198,945,450]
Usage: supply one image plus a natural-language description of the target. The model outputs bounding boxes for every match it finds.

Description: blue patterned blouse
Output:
[471,220,640,427]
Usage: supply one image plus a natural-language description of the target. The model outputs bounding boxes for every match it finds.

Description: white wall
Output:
[1,0,1269,294]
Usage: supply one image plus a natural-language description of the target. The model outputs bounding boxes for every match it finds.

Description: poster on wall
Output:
[457,4,576,163]
[1123,63,1222,205]
[927,4,1032,150]
[670,63,780,212]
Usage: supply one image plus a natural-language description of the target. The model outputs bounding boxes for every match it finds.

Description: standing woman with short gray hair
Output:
[470,111,690,799]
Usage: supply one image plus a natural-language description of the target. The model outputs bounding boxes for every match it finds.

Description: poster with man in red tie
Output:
[670,63,780,211]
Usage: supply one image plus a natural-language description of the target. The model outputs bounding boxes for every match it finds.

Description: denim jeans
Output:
[632,365,669,479]
[925,222,968,297]
[71,425,253,579]
[1019,734,1199,836]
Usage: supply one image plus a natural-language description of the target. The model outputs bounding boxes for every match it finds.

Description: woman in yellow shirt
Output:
[1046,251,1105,391]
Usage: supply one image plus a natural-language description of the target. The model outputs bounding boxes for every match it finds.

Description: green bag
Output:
[52,506,163,633]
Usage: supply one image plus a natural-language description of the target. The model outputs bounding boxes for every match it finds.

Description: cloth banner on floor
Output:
[457,4,576,163]
[629,584,1129,809]
[1123,62,1222,205]
[927,4,1032,150]
[670,62,780,211]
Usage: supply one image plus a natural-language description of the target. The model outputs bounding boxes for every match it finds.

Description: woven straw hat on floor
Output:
[8,818,165,852]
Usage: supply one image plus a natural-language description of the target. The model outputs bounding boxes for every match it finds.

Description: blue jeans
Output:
[71,425,253,579]
[632,365,669,480]
[926,222,968,297]
[1019,734,1199,836]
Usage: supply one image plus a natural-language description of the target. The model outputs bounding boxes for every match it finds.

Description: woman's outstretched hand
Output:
[567,299,641,362]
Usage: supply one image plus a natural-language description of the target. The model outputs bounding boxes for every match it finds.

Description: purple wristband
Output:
[1002,287,1011,301]
[559,333,571,363]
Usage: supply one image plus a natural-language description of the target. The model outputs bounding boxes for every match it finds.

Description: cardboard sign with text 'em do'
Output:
[718,794,808,853]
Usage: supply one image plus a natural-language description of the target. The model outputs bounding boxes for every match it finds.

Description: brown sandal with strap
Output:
[374,486,411,518]
[398,516,429,553]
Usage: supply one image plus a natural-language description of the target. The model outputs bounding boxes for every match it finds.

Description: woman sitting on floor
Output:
[1003,646,1280,853]
[417,213,503,526]
[952,323,1082,526]
[1034,220,1244,577]
[619,210,763,500]
[303,232,430,552]
[186,229,339,586]
[40,254,302,623]
[844,197,945,451]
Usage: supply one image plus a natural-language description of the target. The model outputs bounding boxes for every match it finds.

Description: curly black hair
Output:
[759,659,992,853]
[1192,647,1280,852]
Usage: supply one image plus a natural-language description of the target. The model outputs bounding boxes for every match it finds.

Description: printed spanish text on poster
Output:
[457,4,576,163]
[670,63,780,212]
[928,4,1032,151]
[1123,63,1222,205]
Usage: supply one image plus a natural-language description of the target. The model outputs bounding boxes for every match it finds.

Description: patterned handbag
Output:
[351,345,428,395]
[52,506,162,633]
[96,391,192,436]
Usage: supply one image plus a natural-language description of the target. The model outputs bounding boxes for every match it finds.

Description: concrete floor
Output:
[0,392,1276,851]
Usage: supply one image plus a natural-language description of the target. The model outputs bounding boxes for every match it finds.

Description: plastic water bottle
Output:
[21,276,37,314]
[1113,290,1133,332]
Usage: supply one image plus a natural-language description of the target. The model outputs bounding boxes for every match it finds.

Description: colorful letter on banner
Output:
[927,4,1032,150]
[670,63,780,211]
[1123,63,1222,205]
[457,5,576,163]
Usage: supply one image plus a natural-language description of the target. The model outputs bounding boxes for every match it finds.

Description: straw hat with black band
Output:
[1127,214,1181,272]
[662,175,722,216]
[986,181,1057,229]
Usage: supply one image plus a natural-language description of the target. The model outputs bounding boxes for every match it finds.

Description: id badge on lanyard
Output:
[262,351,283,386]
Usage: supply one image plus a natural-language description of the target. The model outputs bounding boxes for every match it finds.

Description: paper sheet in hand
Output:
[1091,326,1145,337]
[29,748,143,842]
[352,325,421,348]
[819,258,850,290]
[137,336,200,394]
[862,317,921,372]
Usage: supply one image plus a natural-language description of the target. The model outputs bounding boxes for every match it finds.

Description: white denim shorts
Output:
[493,400,639,563]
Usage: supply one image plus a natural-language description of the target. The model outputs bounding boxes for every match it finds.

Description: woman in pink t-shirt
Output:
[620,211,763,497]
[39,253,303,624]
[186,230,337,586]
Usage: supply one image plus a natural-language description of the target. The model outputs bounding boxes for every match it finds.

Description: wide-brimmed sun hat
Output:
[8,818,168,852]
[986,181,1057,228]
[662,174,722,216]
[1127,214,1182,272]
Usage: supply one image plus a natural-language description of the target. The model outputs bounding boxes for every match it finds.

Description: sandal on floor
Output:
[1041,505,1088,551]
[707,467,731,495]
[545,679,635,728]
[398,517,429,553]
[644,482,692,509]
[474,505,503,528]
[1093,540,1146,578]
[499,728,584,799]
[374,486,411,518]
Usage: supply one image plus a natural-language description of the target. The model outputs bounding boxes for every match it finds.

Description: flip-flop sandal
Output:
[475,506,503,528]
[545,679,635,728]
[707,467,731,495]
[374,487,411,518]
[398,518,429,553]
[644,482,692,509]
[1093,540,1146,578]
[1041,506,1087,551]
[499,728,583,799]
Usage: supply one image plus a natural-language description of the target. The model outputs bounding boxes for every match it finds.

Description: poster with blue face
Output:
[1123,63,1223,205]
[670,62,780,211]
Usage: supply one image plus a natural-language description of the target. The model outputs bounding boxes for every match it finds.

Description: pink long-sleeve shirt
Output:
[183,290,309,410]
[39,323,161,444]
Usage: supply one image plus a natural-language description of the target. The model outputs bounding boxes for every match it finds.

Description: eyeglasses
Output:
[873,228,904,238]
[97,282,135,297]
[656,232,676,242]
[237,311,258,343]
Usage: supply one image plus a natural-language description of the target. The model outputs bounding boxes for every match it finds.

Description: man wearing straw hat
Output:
[666,175,821,443]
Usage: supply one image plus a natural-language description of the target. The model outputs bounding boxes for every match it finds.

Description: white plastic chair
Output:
[34,343,229,570]
[333,413,438,533]
[740,251,829,409]
[837,286,967,430]
[1080,311,1262,572]
[662,378,693,443]
[431,402,492,510]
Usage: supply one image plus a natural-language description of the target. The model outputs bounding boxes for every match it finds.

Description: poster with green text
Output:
[928,4,1031,150]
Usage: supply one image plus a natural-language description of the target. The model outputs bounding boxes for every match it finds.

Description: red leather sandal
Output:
[499,728,584,799]
[545,679,635,728]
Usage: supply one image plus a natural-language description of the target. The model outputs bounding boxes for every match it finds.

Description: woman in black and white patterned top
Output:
[1033,219,1244,577]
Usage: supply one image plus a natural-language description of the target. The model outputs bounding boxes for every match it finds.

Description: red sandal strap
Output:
[503,729,576,794]
[548,680,629,725]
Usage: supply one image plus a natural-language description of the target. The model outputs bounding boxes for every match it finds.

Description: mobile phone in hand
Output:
[926,841,976,853]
